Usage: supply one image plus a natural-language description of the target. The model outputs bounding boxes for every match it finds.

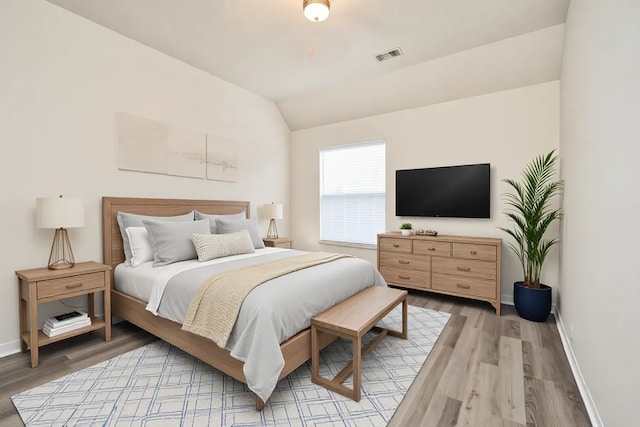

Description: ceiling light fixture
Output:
[303,0,330,23]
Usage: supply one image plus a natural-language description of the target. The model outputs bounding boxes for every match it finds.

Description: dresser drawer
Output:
[379,252,430,271]
[432,257,496,281]
[413,240,451,257]
[378,238,412,253]
[380,266,430,289]
[452,243,496,262]
[37,272,105,300]
[432,273,496,299]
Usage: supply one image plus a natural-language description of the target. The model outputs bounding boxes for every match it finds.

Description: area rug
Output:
[12,305,450,426]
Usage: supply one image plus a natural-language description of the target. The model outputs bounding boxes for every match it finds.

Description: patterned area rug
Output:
[12,305,450,426]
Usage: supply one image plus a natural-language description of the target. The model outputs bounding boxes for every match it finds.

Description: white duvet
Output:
[114,248,387,403]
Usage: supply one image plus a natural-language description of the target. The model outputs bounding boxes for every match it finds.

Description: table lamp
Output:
[264,202,283,239]
[36,195,85,269]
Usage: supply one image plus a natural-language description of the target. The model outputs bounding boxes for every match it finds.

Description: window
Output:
[320,141,385,246]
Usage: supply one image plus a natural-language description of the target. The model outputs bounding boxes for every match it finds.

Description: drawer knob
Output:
[427,247,436,251]
[65,283,82,289]
[456,267,471,272]
[393,244,400,248]
[398,260,410,264]
[470,250,477,255]
[456,283,471,289]
[399,275,410,280]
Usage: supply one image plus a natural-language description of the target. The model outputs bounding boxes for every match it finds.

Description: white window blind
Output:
[320,141,385,246]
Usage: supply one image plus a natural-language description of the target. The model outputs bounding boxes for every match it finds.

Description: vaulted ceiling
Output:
[46,0,569,129]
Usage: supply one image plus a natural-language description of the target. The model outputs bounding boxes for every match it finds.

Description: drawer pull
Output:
[398,260,410,264]
[470,250,477,255]
[456,267,471,272]
[65,283,82,289]
[393,244,400,248]
[399,275,410,280]
[456,283,471,289]
[427,247,436,251]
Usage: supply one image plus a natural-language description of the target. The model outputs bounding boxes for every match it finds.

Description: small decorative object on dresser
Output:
[15,261,112,368]
[377,233,502,315]
[262,237,293,249]
[400,223,413,236]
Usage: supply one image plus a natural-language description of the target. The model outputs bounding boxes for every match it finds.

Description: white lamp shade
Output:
[36,197,85,229]
[264,203,284,220]
[303,0,330,22]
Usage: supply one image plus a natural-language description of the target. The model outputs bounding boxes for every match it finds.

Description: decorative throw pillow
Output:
[117,211,194,264]
[124,227,154,267]
[143,218,210,266]
[194,210,246,233]
[215,218,265,249]
[190,230,255,262]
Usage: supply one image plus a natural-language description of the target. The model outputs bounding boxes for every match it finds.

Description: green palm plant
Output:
[500,150,563,288]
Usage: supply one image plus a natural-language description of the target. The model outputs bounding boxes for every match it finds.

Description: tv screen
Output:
[395,163,490,218]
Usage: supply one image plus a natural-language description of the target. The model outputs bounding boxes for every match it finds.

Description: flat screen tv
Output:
[395,163,490,218]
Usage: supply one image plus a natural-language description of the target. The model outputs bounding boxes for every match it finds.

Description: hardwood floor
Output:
[0,292,590,426]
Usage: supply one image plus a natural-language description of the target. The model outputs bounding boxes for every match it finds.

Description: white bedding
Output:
[113,247,287,305]
[114,248,387,403]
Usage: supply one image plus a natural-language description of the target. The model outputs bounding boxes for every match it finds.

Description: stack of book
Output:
[43,311,91,337]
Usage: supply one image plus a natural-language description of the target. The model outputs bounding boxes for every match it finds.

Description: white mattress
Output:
[113,247,287,303]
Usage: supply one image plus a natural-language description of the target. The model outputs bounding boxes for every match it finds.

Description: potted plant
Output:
[400,223,413,236]
[500,150,563,322]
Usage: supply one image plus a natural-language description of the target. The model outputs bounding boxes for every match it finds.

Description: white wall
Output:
[0,0,290,352]
[291,81,560,304]
[559,1,640,426]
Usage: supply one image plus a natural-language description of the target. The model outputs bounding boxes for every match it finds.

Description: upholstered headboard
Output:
[102,196,250,272]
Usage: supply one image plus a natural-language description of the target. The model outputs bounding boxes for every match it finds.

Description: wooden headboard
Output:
[102,196,250,272]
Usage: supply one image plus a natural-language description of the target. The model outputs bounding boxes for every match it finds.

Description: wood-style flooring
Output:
[0,291,591,426]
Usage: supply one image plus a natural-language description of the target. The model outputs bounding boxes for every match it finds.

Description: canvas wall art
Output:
[206,133,239,182]
[117,112,236,182]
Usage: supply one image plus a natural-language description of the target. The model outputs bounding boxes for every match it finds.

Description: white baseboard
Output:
[0,339,21,359]
[555,310,604,427]
[501,294,514,306]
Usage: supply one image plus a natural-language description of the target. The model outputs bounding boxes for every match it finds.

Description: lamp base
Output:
[48,228,76,270]
[266,219,279,239]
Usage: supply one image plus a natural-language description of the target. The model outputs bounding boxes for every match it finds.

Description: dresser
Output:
[377,232,502,315]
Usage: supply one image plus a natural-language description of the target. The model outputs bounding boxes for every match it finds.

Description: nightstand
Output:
[262,237,293,249]
[15,261,112,368]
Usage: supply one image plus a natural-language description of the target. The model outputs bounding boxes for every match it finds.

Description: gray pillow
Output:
[215,218,265,249]
[143,218,210,266]
[194,210,246,233]
[117,211,194,263]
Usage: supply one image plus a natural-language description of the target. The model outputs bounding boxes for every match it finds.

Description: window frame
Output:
[318,140,386,248]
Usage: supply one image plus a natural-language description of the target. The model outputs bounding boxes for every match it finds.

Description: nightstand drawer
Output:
[37,272,105,300]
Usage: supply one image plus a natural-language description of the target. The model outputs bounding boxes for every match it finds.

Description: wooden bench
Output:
[311,286,408,401]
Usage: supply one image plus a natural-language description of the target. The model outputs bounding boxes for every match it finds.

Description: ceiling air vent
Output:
[375,47,403,62]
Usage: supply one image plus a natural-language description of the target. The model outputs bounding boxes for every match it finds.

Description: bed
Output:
[102,196,385,410]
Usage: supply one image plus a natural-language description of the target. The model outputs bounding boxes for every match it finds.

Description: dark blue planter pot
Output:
[513,281,552,322]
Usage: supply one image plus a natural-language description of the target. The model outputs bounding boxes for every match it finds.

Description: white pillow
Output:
[125,227,154,267]
[190,230,255,262]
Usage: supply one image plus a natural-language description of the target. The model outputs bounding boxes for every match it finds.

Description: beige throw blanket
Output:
[182,252,351,348]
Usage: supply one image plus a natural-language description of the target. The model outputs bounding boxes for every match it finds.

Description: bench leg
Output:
[311,325,319,383]
[352,337,361,401]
